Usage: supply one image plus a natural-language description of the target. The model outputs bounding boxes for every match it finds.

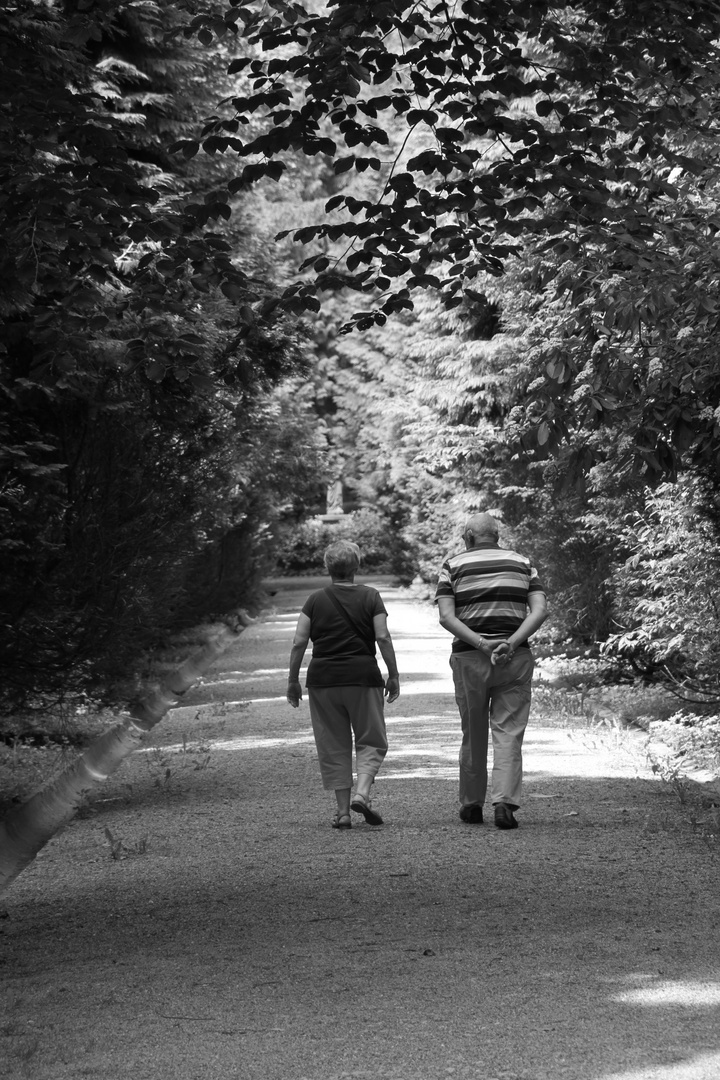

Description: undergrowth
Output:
[0,621,229,815]
[533,656,720,839]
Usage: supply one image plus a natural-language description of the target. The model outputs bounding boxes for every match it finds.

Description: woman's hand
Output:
[384,676,400,703]
[287,680,303,707]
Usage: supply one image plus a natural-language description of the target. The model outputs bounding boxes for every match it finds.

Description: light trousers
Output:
[450,649,534,810]
[307,685,388,791]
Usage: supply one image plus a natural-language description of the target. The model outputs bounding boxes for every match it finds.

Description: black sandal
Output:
[350,793,383,826]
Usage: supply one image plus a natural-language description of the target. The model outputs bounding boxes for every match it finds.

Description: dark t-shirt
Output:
[302,585,387,687]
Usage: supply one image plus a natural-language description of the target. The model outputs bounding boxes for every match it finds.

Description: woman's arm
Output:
[373,613,400,702]
[287,612,311,707]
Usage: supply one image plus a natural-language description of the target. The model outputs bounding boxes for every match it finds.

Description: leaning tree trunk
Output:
[0,612,253,896]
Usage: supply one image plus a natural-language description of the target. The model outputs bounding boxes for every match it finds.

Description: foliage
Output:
[495,454,644,646]
[295,285,515,579]
[181,384,329,609]
[0,1,315,712]
[274,507,391,573]
[170,0,720,662]
[6,0,720,712]
[649,714,720,780]
[293,275,633,638]
[602,477,720,700]
[645,713,720,836]
[502,177,720,479]
[186,0,720,300]
[179,0,720,478]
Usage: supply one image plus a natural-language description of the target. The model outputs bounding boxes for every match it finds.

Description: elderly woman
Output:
[287,540,400,829]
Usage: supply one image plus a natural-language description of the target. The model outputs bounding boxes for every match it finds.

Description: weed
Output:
[181,734,212,770]
[647,741,720,841]
[104,827,149,860]
[178,734,213,770]
[104,827,123,860]
[155,767,172,788]
[144,746,173,788]
[531,684,586,727]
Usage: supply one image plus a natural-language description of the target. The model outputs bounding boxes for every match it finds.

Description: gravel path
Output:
[1,578,719,1080]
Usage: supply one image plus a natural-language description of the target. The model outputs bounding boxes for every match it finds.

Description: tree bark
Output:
[0,612,254,896]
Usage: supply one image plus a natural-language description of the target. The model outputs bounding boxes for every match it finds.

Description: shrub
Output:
[273,508,392,574]
[648,713,720,779]
[604,476,720,696]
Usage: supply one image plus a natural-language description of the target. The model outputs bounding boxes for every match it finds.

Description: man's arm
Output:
[287,612,311,706]
[438,591,548,663]
[373,613,400,702]
[507,590,548,652]
[437,596,495,656]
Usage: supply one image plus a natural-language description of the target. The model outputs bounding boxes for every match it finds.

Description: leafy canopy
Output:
[181,0,720,325]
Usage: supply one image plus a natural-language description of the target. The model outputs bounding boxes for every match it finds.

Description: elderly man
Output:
[435,513,547,830]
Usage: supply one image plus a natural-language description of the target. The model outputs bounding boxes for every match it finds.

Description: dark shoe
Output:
[350,793,383,826]
[332,812,352,829]
[459,804,483,824]
[494,803,518,830]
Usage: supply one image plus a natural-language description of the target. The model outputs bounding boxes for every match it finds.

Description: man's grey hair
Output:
[324,539,361,577]
[464,512,499,543]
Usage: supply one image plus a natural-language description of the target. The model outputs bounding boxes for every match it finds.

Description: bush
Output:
[649,713,720,766]
[604,476,720,694]
[0,380,323,713]
[273,509,392,574]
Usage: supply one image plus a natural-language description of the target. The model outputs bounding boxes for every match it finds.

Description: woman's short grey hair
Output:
[324,540,361,578]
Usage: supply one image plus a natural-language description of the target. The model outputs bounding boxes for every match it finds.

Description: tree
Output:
[178,0,720,478]
[0,1,313,710]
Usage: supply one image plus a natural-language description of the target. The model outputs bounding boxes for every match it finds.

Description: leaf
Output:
[293,225,322,243]
[221,281,245,301]
[407,108,438,126]
[334,156,355,174]
[228,58,251,74]
[145,360,166,382]
[168,140,200,158]
[265,161,285,181]
[313,137,337,156]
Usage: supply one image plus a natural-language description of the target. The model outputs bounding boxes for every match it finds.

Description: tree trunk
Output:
[0,612,253,896]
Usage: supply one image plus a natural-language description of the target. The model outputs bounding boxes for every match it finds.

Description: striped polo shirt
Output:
[435,542,545,653]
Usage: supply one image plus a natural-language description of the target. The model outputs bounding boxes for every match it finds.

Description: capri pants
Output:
[308,685,388,790]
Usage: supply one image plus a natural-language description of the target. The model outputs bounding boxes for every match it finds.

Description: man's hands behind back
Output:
[490,641,514,667]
